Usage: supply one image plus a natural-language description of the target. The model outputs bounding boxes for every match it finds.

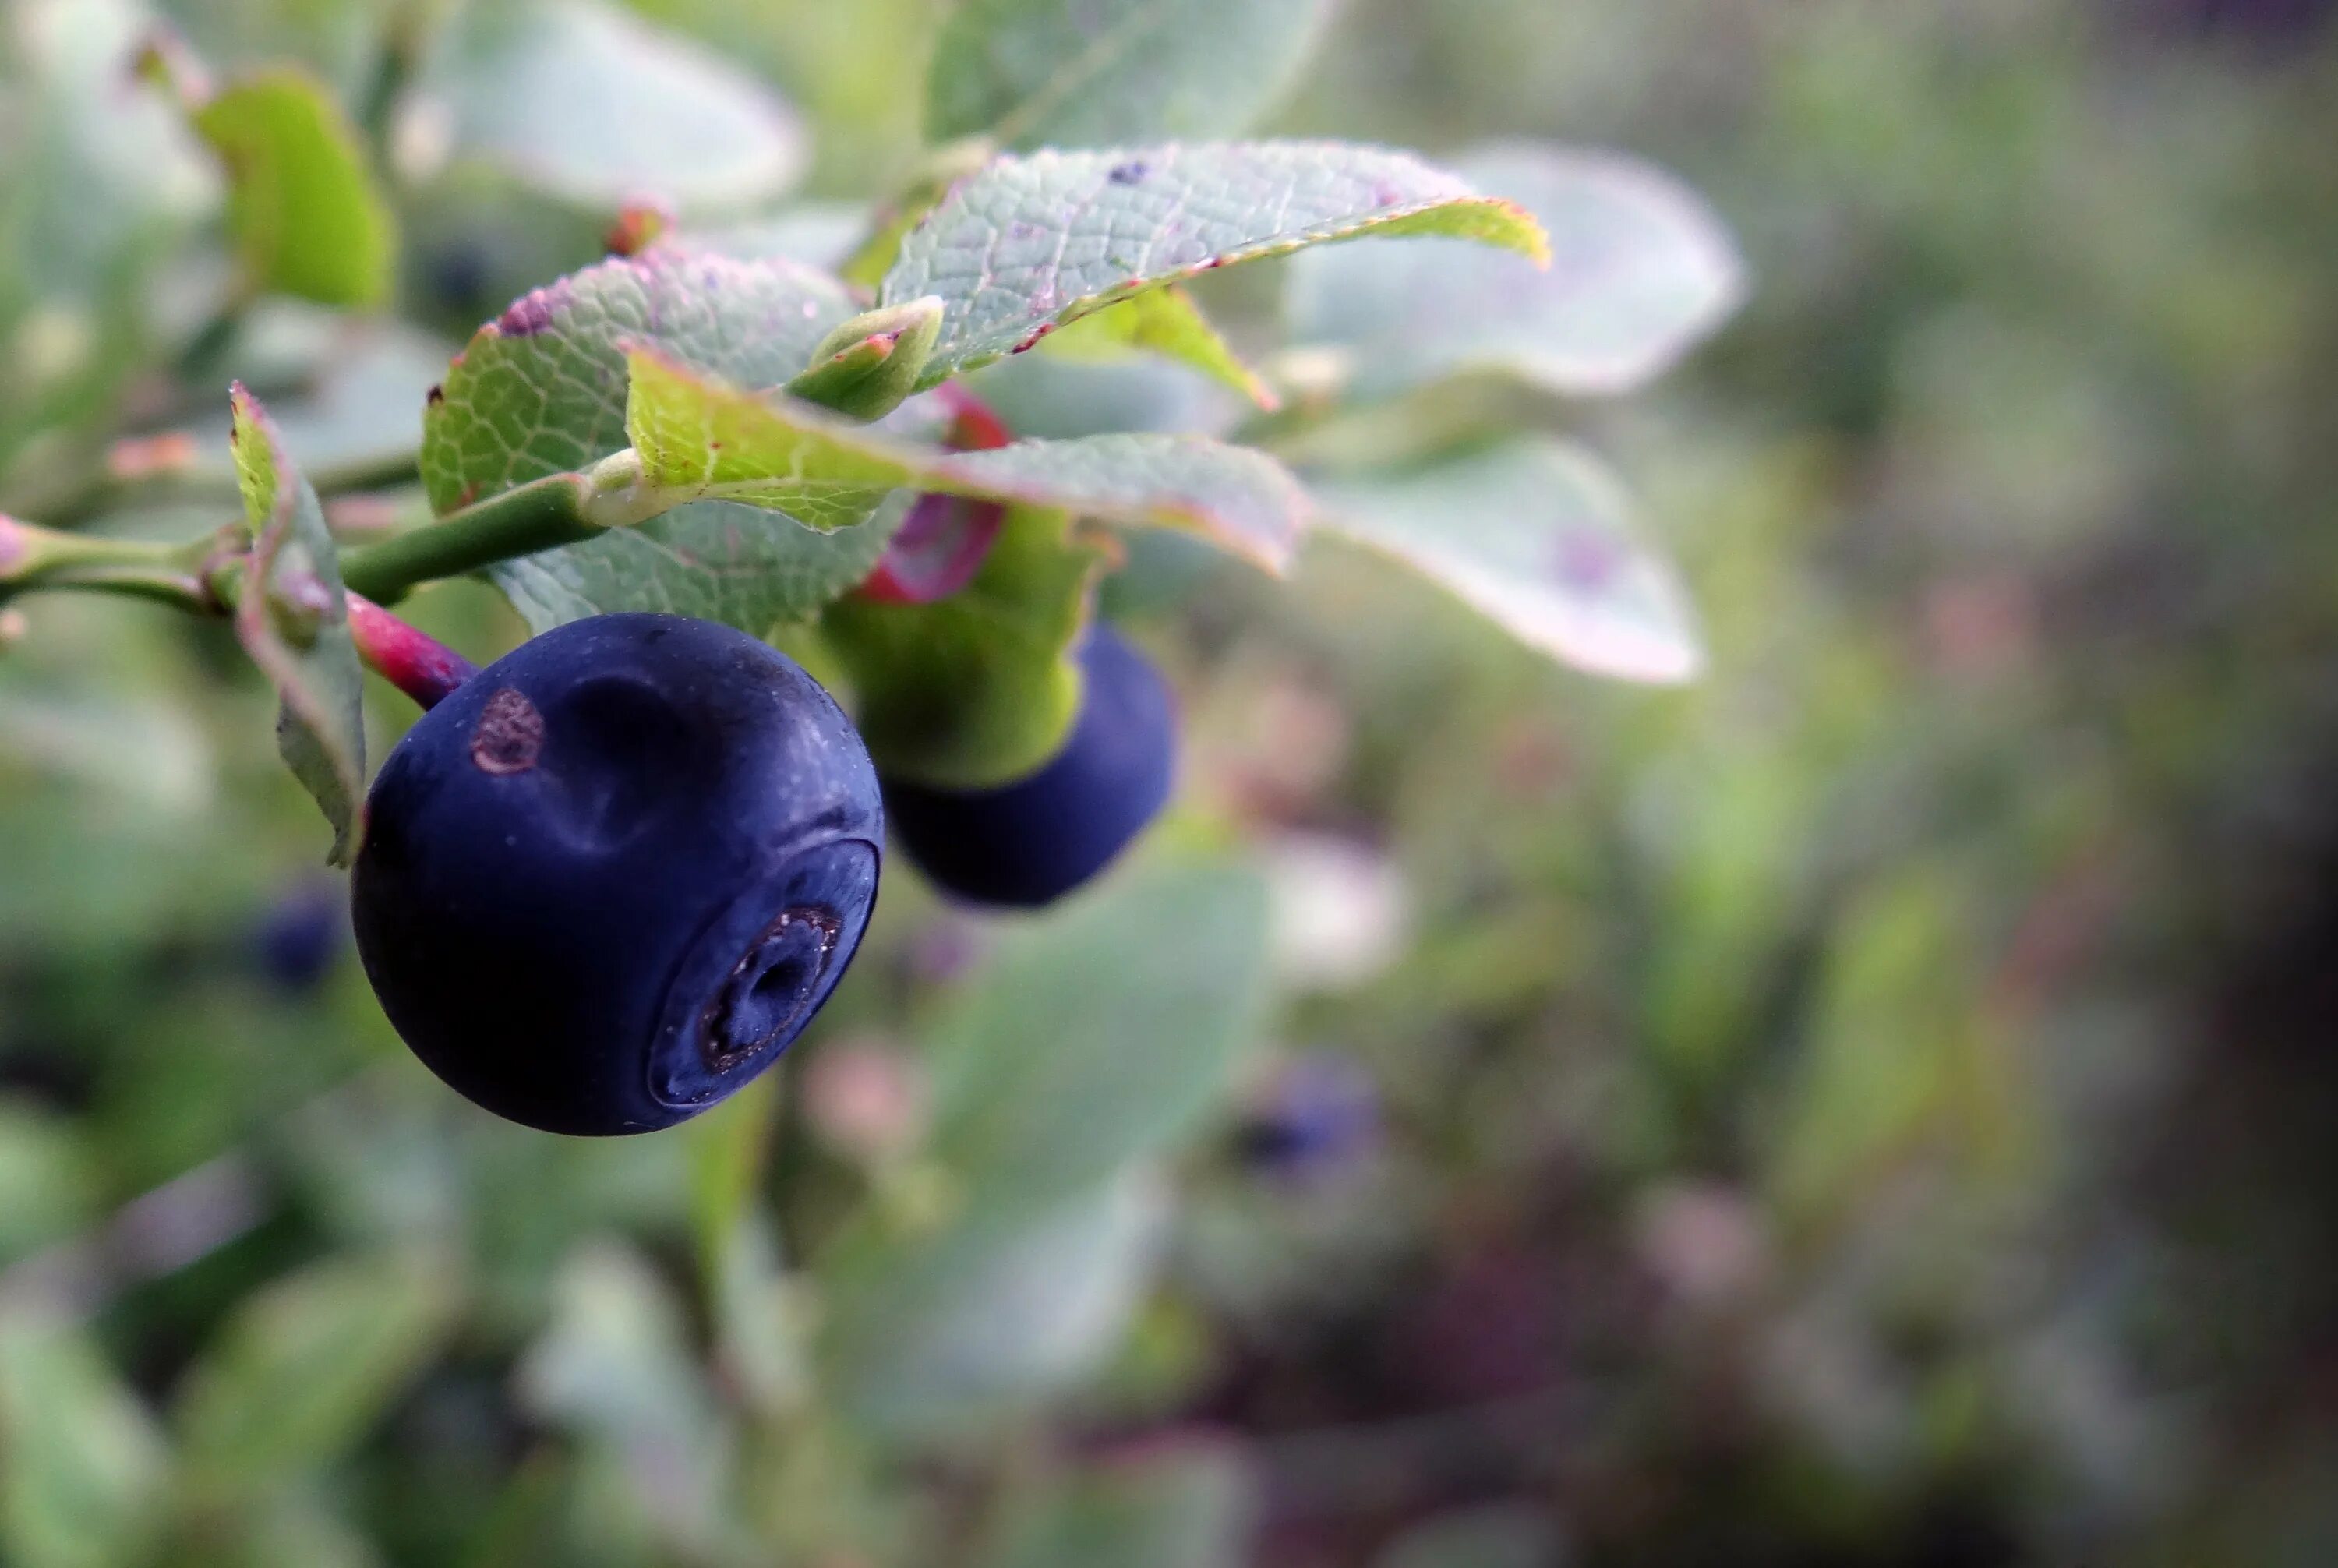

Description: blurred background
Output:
[4,1,2337,1563]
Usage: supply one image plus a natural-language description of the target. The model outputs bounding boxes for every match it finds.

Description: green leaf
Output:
[0,1309,170,1568]
[175,1248,457,1490]
[425,0,807,212]
[881,140,1551,386]
[228,384,367,864]
[5,0,216,306]
[1287,140,1746,397]
[514,1244,729,1542]
[924,862,1273,1208]
[192,69,395,309]
[419,251,899,634]
[0,1099,96,1263]
[980,1444,1256,1568]
[817,1174,1166,1438]
[187,320,454,483]
[516,1245,716,1454]
[623,346,1309,569]
[927,0,1335,151]
[1040,286,1275,409]
[817,507,1107,788]
[1309,437,1704,683]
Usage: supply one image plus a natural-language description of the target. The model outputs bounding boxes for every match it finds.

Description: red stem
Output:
[347,593,478,710]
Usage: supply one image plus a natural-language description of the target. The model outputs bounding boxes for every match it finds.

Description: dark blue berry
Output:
[1235,1054,1380,1178]
[351,613,881,1135]
[882,624,1174,908]
[253,877,347,994]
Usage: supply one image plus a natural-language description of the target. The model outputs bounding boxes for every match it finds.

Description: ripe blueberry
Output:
[351,613,881,1135]
[882,623,1174,908]
[253,877,346,994]
[1234,1054,1381,1178]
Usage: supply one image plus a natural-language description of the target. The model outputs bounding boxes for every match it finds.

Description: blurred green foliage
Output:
[4,1,2337,1565]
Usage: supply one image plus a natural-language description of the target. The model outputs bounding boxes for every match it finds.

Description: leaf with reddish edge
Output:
[228,384,368,864]
[880,141,1552,388]
[858,385,1016,606]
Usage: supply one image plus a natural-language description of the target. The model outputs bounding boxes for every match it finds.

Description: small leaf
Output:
[1287,140,1746,397]
[0,1309,171,1568]
[788,297,948,422]
[624,346,1310,569]
[175,1248,458,1489]
[185,321,454,484]
[420,251,887,633]
[927,0,1336,151]
[1042,286,1277,409]
[423,0,807,211]
[980,1443,1256,1568]
[817,1174,1167,1438]
[228,385,367,863]
[514,1244,729,1542]
[882,140,1550,386]
[1309,438,1704,683]
[817,507,1106,788]
[923,862,1273,1208]
[192,69,395,308]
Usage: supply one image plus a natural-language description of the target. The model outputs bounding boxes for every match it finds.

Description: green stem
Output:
[0,514,215,611]
[337,470,603,602]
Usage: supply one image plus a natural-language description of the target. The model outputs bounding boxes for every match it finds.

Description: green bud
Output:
[786,297,947,422]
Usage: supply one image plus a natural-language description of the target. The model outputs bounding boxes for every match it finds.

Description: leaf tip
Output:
[1488,199,1553,268]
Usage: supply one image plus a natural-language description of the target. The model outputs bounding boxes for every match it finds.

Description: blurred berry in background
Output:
[249,875,345,995]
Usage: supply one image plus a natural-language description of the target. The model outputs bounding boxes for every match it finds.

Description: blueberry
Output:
[351,613,881,1135]
[1234,1054,1380,1178]
[253,877,347,994]
[882,623,1174,908]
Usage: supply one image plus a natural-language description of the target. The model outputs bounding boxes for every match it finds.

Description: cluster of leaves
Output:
[0,0,1755,1562]
[5,0,1740,865]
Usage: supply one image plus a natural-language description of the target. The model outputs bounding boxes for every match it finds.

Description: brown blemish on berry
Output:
[471,687,545,775]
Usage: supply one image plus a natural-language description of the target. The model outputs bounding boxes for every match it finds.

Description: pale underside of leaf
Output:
[228,386,367,863]
[881,141,1550,386]
[623,344,1309,570]
[1287,140,1747,397]
[424,0,807,211]
[1309,438,1705,683]
[926,0,1337,151]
